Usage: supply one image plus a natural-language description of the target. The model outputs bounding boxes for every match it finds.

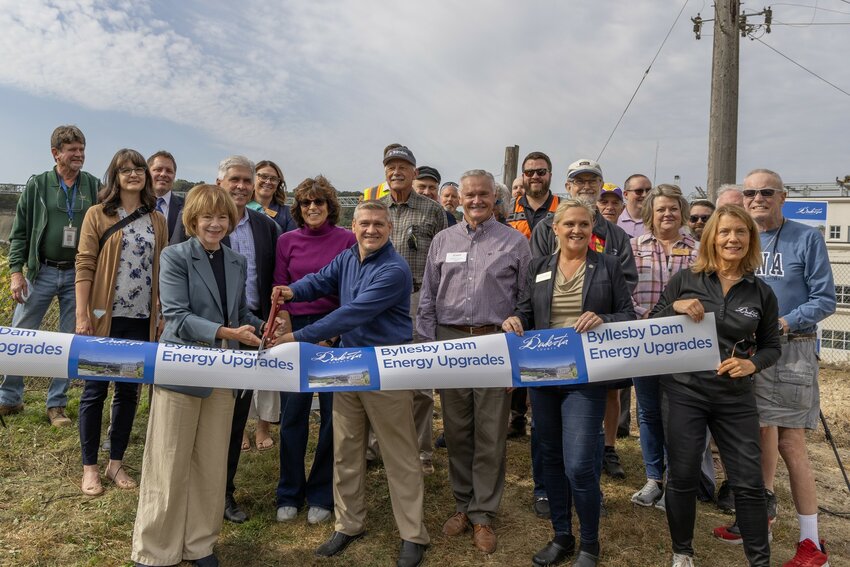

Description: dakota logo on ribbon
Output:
[0,315,721,392]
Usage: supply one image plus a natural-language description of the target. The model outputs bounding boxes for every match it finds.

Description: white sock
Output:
[798,513,819,544]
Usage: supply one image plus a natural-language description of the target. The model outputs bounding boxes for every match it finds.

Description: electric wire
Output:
[597,0,690,161]
[753,37,850,97]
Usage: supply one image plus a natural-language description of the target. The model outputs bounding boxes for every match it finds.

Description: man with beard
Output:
[687,199,715,240]
[507,152,560,238]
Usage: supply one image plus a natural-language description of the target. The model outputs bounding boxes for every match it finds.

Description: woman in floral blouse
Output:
[74,148,167,496]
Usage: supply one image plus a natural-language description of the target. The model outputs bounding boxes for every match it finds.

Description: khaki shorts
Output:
[753,338,820,430]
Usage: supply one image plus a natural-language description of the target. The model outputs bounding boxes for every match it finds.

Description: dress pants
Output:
[131,387,234,565]
[225,389,253,496]
[332,389,429,545]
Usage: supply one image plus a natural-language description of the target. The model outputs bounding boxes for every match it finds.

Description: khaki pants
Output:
[131,387,234,565]
[437,325,511,525]
[333,390,429,544]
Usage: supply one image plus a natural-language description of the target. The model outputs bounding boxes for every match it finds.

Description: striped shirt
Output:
[416,216,531,341]
[228,210,259,312]
[631,231,698,317]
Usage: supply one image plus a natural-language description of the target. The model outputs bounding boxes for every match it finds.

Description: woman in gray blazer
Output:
[503,199,635,567]
[131,184,265,567]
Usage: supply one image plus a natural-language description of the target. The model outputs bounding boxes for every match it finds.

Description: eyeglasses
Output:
[523,168,549,178]
[404,225,418,251]
[299,198,326,208]
[689,214,711,223]
[742,188,778,198]
[118,167,146,176]
[626,187,651,196]
[730,337,750,359]
[570,178,601,187]
[257,173,281,184]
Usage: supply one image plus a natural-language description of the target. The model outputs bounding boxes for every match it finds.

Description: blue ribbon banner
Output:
[0,314,720,392]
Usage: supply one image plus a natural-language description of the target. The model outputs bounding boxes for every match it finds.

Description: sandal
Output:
[256,436,275,451]
[105,462,137,490]
[81,468,104,497]
[241,434,251,452]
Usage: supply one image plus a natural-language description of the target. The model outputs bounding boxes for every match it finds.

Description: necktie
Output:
[156,197,165,214]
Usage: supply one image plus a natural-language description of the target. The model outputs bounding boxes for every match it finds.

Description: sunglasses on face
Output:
[626,187,651,196]
[523,168,549,178]
[689,214,711,223]
[299,198,326,207]
[742,188,778,198]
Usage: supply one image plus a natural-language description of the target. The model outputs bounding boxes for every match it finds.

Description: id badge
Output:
[62,225,78,248]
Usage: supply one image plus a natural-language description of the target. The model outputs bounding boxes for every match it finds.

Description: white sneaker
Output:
[276,506,298,522]
[307,506,332,524]
[631,479,663,507]
[672,553,695,567]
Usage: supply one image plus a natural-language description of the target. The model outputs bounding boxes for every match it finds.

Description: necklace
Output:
[717,272,742,281]
[202,247,218,259]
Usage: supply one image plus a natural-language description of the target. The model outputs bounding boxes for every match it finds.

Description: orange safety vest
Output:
[361,182,389,201]
[506,194,560,239]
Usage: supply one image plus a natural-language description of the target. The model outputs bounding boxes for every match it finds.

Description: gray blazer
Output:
[158,237,263,397]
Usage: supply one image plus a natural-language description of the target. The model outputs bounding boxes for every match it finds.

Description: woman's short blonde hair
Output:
[692,205,762,274]
[182,184,239,238]
[642,184,689,234]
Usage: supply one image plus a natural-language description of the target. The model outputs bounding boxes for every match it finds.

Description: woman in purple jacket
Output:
[273,175,356,525]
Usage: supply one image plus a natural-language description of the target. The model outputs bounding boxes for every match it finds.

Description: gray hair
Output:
[217,155,255,182]
[744,168,785,191]
[459,169,496,191]
[493,182,511,218]
[353,199,391,222]
[717,184,742,198]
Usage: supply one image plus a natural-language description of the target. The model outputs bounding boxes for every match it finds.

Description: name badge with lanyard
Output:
[58,173,79,248]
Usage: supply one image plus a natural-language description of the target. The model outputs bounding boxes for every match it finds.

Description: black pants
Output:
[78,316,147,466]
[661,381,770,566]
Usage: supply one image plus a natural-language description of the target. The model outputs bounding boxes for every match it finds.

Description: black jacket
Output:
[514,249,636,331]
[530,212,638,293]
[166,193,184,241]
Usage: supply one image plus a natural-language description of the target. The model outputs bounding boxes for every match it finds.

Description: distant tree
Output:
[173,179,204,194]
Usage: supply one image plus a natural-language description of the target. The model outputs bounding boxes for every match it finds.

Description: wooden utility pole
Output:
[706,0,740,202]
[503,145,519,187]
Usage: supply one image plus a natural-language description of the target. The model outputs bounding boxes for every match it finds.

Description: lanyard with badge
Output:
[56,170,79,248]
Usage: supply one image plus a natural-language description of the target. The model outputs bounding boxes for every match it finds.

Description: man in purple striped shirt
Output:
[416,169,530,554]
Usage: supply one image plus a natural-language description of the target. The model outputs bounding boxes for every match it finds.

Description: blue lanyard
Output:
[56,170,78,224]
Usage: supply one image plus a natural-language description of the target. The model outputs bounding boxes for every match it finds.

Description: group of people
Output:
[0,125,836,567]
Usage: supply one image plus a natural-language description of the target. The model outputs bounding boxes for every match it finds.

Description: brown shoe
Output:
[441,511,469,536]
[0,403,24,416]
[47,406,72,427]
[473,524,497,554]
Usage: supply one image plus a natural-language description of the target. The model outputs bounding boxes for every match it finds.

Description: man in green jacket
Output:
[1,125,100,426]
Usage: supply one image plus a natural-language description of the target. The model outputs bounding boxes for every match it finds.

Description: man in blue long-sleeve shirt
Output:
[714,169,836,567]
[275,200,429,567]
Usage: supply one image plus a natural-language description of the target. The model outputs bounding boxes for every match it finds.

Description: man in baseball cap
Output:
[597,183,625,224]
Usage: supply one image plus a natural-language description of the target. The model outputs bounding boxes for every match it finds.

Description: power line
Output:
[770,2,850,14]
[597,0,690,162]
[754,37,850,97]
[772,20,850,24]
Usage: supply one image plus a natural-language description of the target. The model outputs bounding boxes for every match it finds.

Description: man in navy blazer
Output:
[170,156,281,524]
[148,151,185,240]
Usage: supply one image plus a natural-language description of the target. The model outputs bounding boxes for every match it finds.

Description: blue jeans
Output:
[275,313,334,511]
[530,385,606,546]
[0,265,75,408]
[633,375,666,481]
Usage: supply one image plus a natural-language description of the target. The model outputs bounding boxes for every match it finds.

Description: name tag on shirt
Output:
[672,248,691,256]
[535,271,553,283]
[446,252,467,263]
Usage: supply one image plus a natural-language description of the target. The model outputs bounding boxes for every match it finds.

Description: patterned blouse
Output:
[630,231,698,318]
[112,208,155,318]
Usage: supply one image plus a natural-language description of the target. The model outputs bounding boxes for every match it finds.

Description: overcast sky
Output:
[0,0,847,196]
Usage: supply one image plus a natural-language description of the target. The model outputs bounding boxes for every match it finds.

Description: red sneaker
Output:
[782,538,829,567]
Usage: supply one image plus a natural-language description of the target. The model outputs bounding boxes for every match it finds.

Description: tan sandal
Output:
[105,462,137,490]
[81,468,104,497]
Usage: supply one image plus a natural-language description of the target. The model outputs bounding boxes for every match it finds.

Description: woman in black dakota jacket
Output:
[503,200,635,567]
[649,205,780,567]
